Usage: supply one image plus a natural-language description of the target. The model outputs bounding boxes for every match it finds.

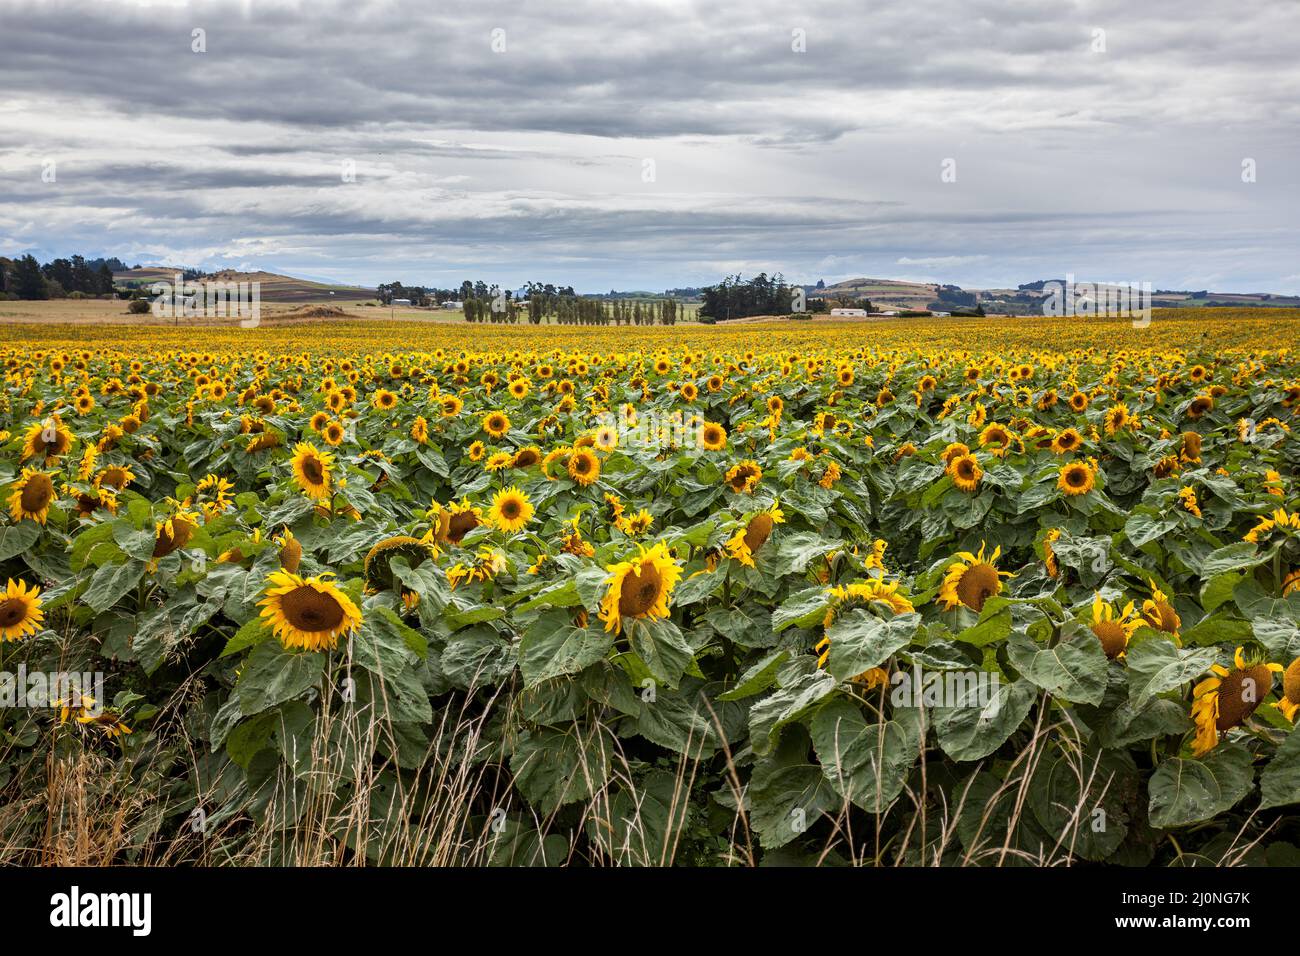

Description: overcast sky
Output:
[1,0,1297,292]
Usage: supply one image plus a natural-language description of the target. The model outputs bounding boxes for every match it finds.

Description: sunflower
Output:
[1191,645,1281,755]
[566,448,600,486]
[1275,657,1300,721]
[1103,402,1129,436]
[440,395,463,418]
[1245,507,1300,544]
[725,502,785,568]
[938,542,1013,613]
[489,486,534,533]
[599,541,683,634]
[821,579,915,630]
[21,418,74,462]
[725,460,763,494]
[978,423,1014,457]
[436,499,483,544]
[511,446,542,469]
[306,417,339,447]
[410,416,429,444]
[941,442,970,468]
[277,529,302,572]
[1284,569,1300,596]
[1050,427,1083,455]
[0,578,44,642]
[152,509,199,561]
[372,388,398,411]
[1042,528,1061,578]
[1057,461,1095,497]
[259,570,362,652]
[291,442,334,500]
[1088,593,1142,659]
[447,548,507,589]
[1141,579,1182,639]
[950,453,983,493]
[8,468,57,524]
[699,421,727,451]
[91,464,135,493]
[593,425,619,452]
[483,411,511,438]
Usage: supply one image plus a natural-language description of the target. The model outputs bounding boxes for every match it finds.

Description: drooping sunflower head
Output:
[291,442,334,500]
[364,534,432,596]
[1057,461,1095,497]
[1088,593,1142,659]
[489,486,535,533]
[0,578,44,642]
[277,528,302,572]
[725,501,786,568]
[441,498,483,544]
[8,468,57,524]
[598,541,683,634]
[1140,579,1181,637]
[1042,527,1061,578]
[938,543,1012,613]
[259,570,362,652]
[152,508,199,560]
[1192,645,1280,754]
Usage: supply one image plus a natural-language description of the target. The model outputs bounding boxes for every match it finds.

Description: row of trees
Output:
[698,273,800,320]
[0,254,123,299]
[463,295,682,325]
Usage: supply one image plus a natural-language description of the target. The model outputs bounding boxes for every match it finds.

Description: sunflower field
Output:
[4,309,1300,866]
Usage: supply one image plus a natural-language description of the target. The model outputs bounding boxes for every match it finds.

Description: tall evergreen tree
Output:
[13,255,48,299]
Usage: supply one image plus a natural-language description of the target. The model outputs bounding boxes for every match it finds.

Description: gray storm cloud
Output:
[0,0,1296,291]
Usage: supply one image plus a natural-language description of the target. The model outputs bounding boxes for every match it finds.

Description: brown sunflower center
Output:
[1066,468,1088,487]
[1149,601,1179,633]
[501,499,521,520]
[744,513,775,552]
[280,586,346,633]
[447,511,479,543]
[618,562,663,619]
[1090,621,1128,659]
[153,517,194,558]
[0,597,29,627]
[956,459,977,480]
[20,473,54,512]
[956,562,1000,612]
[572,455,591,474]
[1284,658,1300,704]
[1217,666,1273,730]
[302,457,325,484]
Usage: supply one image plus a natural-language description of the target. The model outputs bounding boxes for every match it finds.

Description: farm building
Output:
[391,298,412,306]
[830,307,868,317]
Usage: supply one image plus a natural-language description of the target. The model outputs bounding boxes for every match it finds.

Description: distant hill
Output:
[817,276,1300,314]
[113,267,374,302]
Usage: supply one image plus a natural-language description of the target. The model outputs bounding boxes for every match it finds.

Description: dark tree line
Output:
[698,273,799,320]
[0,254,120,299]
